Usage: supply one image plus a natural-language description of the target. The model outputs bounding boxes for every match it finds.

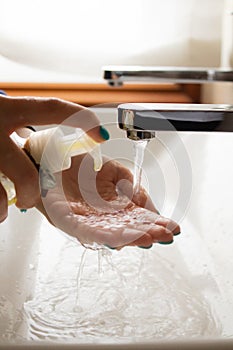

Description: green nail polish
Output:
[104,244,116,250]
[99,126,110,140]
[173,232,181,236]
[158,240,173,245]
[20,209,27,213]
[138,245,153,249]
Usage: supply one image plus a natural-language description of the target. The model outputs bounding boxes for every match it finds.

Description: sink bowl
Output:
[0,108,233,349]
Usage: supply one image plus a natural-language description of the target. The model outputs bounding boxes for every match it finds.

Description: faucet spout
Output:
[118,103,233,139]
[103,66,233,86]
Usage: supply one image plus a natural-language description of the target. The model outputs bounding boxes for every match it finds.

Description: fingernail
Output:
[20,209,27,213]
[173,232,181,236]
[158,240,173,245]
[104,244,116,250]
[138,245,153,249]
[99,126,110,141]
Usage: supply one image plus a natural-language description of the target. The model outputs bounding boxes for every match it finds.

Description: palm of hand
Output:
[38,155,180,249]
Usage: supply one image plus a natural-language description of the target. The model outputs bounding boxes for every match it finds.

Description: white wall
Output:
[202,0,233,104]
[0,0,226,82]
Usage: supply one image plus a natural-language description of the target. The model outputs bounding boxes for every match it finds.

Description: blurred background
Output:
[0,0,232,104]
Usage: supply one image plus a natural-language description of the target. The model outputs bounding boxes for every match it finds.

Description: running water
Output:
[133,140,148,195]
[23,239,221,343]
[75,249,87,310]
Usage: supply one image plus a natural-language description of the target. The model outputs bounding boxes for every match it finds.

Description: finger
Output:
[0,132,40,208]
[43,198,147,247]
[89,227,146,248]
[54,212,146,247]
[129,233,153,247]
[1,96,108,143]
[0,182,8,222]
[124,215,173,242]
[154,216,181,234]
[132,188,159,212]
[115,163,159,213]
[40,190,176,248]
[115,164,133,197]
[56,212,173,248]
[147,226,174,243]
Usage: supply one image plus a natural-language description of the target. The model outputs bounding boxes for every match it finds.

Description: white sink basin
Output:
[0,108,233,349]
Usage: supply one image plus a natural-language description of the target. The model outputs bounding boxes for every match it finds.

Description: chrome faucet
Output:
[103,66,233,87]
[118,103,233,140]
[102,65,233,139]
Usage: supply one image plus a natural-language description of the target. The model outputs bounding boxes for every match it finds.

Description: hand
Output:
[37,154,180,249]
[0,95,108,222]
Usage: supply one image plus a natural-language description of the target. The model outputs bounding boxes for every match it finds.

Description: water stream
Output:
[133,140,148,195]
[75,249,87,310]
